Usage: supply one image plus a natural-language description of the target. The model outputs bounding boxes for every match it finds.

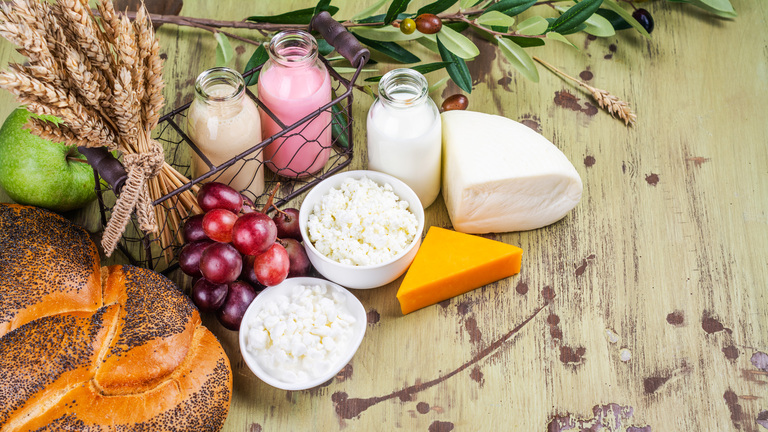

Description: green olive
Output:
[400,18,416,35]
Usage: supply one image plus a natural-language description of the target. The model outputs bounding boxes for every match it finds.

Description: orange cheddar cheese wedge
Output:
[396,227,523,314]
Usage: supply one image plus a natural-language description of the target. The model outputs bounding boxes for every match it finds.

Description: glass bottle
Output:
[367,68,442,208]
[186,67,264,197]
[258,30,332,178]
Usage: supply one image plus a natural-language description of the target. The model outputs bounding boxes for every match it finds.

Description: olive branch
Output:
[120,0,734,125]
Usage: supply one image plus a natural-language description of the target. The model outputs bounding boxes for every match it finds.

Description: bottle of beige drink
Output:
[187,67,264,197]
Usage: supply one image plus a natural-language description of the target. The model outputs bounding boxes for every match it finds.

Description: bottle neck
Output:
[378,68,429,109]
[194,67,246,109]
[268,30,319,68]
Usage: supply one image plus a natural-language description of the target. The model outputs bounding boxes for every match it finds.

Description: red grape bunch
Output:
[177,182,312,330]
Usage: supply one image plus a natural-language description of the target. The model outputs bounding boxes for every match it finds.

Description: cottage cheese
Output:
[307,176,418,266]
[244,284,357,384]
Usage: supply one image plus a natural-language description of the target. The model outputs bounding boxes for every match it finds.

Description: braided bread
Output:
[0,204,232,431]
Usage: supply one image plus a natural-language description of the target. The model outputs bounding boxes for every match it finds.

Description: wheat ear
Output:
[140,5,164,130]
[533,56,637,126]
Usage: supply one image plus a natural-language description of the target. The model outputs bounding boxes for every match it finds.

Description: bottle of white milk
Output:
[186,67,264,197]
[366,68,441,208]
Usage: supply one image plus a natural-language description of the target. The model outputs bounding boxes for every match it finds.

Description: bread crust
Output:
[0,204,232,431]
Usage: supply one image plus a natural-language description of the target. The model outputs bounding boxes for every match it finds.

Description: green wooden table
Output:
[1,0,767,430]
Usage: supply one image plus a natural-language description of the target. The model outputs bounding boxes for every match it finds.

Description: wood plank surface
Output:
[1,0,767,430]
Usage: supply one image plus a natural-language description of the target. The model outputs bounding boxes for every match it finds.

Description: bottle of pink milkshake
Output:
[258,30,332,178]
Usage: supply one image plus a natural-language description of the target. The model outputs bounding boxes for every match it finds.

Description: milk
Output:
[187,68,264,197]
[366,69,442,208]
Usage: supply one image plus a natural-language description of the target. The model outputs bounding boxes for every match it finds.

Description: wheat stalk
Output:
[0,0,198,259]
[533,56,637,126]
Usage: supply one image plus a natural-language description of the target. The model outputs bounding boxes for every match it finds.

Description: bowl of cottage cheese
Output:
[239,277,367,390]
[299,170,425,289]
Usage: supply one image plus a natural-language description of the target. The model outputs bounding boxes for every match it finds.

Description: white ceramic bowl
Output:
[298,170,425,289]
[238,277,367,391]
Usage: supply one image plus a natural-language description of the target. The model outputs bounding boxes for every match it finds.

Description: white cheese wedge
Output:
[441,110,582,233]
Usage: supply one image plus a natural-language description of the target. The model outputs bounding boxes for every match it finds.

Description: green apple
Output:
[0,108,96,212]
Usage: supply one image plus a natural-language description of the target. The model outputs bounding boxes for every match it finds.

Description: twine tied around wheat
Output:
[101,139,164,254]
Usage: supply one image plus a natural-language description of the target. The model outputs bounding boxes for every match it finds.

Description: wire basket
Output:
[86,13,370,280]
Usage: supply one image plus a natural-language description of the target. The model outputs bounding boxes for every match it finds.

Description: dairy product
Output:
[396,227,523,314]
[367,68,441,208]
[258,30,332,178]
[187,68,264,196]
[307,176,418,266]
[244,284,356,384]
[441,110,583,233]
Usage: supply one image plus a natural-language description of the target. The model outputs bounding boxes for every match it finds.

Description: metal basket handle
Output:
[310,11,370,67]
[78,146,127,193]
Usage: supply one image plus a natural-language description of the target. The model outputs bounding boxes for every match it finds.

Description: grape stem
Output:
[262,183,281,214]
[272,204,289,218]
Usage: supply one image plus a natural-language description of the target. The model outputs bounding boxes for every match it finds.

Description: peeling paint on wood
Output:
[548,404,651,431]
[554,90,598,117]
[752,352,768,371]
[757,411,768,429]
[666,311,685,326]
[519,114,542,133]
[428,420,455,432]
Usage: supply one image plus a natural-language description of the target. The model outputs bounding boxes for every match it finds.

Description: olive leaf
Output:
[486,0,537,17]
[506,35,545,47]
[460,0,484,8]
[243,43,268,86]
[477,11,516,27]
[352,25,424,42]
[601,0,650,37]
[333,67,378,74]
[247,6,339,24]
[583,11,615,36]
[364,61,454,82]
[418,0,460,15]
[385,0,412,24]
[214,32,234,67]
[667,0,736,17]
[437,37,472,93]
[417,36,439,52]
[545,31,578,48]
[516,16,549,35]
[412,61,454,74]
[497,36,539,82]
[352,0,390,21]
[547,0,603,35]
[428,76,450,93]
[317,38,335,56]
[313,0,332,16]
[331,89,349,148]
[354,33,421,63]
[436,25,480,59]
[554,4,614,36]
[695,0,736,15]
[595,9,632,30]
[356,13,411,23]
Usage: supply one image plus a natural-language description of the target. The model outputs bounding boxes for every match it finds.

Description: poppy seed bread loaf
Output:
[0,204,232,431]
